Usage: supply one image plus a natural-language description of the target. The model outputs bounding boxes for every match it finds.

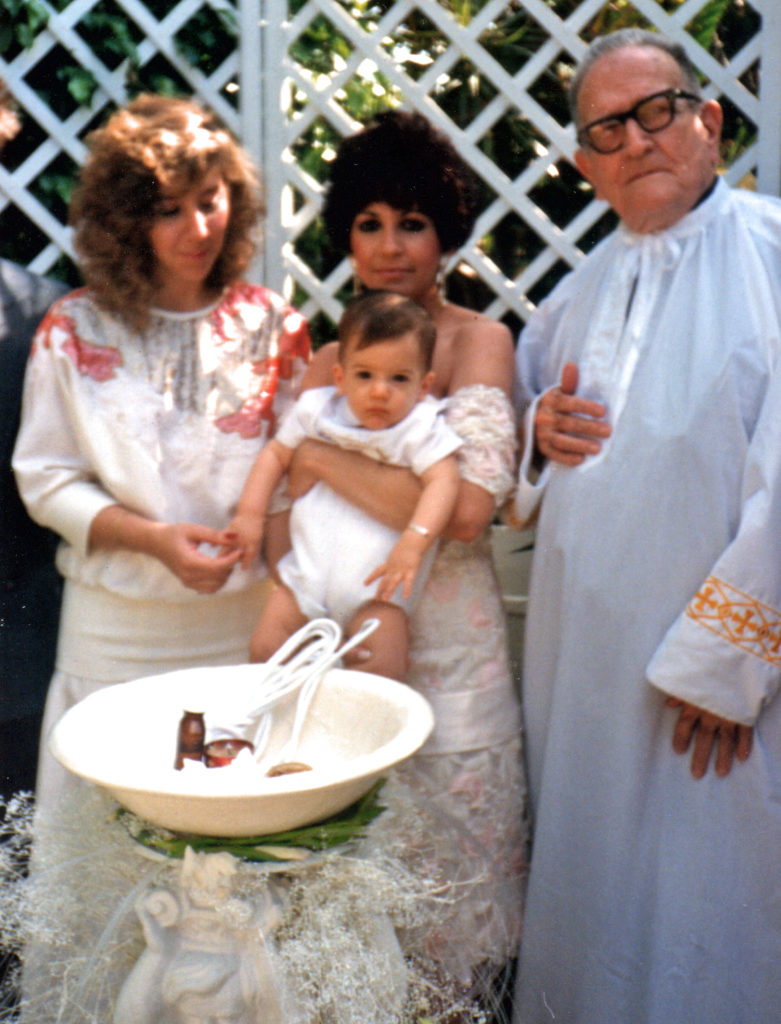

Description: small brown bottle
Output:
[174,710,205,770]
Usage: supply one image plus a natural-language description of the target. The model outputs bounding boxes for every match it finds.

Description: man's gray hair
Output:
[568,29,702,126]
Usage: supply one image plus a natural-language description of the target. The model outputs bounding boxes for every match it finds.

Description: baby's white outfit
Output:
[275,386,462,625]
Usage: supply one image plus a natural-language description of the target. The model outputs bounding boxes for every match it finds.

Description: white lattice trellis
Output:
[1,0,242,274]
[0,1,776,340]
[274,0,770,334]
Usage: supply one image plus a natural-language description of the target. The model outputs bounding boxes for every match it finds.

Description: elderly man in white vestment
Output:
[513,28,781,1024]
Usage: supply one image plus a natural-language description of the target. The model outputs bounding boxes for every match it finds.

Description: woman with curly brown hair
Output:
[297,109,528,1006]
[13,94,310,808]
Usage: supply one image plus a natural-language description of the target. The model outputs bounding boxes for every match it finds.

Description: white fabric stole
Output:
[576,230,683,470]
[515,229,684,525]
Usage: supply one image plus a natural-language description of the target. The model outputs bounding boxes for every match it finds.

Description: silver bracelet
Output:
[406,523,430,537]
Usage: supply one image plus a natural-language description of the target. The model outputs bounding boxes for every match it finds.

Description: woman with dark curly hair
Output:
[13,94,310,808]
[322,109,479,256]
[296,109,527,1003]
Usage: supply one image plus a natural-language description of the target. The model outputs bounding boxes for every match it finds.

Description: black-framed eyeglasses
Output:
[577,88,702,154]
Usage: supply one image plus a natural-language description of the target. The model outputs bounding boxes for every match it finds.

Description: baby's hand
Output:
[365,535,424,602]
[221,513,264,571]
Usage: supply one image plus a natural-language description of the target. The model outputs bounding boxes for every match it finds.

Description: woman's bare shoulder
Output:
[445,304,515,393]
[447,303,512,342]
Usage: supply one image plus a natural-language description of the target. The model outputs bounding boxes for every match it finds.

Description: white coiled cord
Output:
[234,617,379,760]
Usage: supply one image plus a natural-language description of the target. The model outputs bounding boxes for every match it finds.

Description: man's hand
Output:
[667,697,753,778]
[535,362,612,465]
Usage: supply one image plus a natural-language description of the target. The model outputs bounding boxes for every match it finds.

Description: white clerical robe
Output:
[513,178,781,1024]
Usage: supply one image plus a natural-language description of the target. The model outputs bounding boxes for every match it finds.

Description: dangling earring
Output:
[351,257,364,297]
[437,257,448,302]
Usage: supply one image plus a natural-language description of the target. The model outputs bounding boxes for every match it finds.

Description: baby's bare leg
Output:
[344,600,409,681]
[249,584,308,662]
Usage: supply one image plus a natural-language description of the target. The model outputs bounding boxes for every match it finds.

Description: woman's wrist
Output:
[89,504,132,553]
[90,503,162,557]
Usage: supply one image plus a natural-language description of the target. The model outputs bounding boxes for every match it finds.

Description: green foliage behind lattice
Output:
[0,0,763,346]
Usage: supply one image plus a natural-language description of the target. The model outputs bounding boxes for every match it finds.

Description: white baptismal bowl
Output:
[49,664,434,837]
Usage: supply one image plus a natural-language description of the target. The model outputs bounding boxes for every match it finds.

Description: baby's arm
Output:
[365,453,461,601]
[224,439,293,570]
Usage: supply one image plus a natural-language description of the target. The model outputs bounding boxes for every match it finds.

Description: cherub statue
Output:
[114,848,301,1024]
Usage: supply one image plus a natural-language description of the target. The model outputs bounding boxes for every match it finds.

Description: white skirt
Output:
[36,578,272,810]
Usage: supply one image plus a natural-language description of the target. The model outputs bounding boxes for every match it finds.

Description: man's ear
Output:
[574,147,599,195]
[699,99,723,159]
[333,362,345,392]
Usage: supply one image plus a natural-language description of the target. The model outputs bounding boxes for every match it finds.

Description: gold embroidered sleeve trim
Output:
[686,576,781,668]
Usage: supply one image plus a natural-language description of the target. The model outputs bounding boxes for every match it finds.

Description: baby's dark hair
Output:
[338,291,436,371]
[323,109,480,254]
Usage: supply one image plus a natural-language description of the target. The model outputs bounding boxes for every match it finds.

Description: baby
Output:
[226,291,462,680]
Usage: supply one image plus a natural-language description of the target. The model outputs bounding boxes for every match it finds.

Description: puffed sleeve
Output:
[445,384,517,506]
[12,304,118,555]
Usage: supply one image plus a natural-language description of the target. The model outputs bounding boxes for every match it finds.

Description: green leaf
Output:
[1,0,48,46]
[36,171,74,207]
[58,66,98,107]
[116,779,388,862]
[687,0,732,51]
